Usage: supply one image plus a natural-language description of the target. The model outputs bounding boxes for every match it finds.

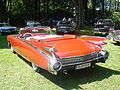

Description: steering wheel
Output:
[23,33,33,38]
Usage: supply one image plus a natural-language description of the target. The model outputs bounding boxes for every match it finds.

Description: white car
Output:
[0,23,17,35]
[26,21,41,27]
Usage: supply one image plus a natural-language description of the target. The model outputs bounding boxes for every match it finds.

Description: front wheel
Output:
[31,63,42,72]
[8,42,16,54]
[11,46,14,53]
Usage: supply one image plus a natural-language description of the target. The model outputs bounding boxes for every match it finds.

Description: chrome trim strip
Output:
[60,51,100,59]
[62,56,103,66]
[21,40,51,60]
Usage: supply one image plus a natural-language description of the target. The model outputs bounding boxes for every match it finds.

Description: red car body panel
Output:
[78,36,105,41]
[49,39,101,57]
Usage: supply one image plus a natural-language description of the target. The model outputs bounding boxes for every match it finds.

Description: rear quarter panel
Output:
[19,40,49,70]
[7,35,49,70]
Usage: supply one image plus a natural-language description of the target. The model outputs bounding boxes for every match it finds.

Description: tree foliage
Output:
[0,0,120,28]
[111,12,120,29]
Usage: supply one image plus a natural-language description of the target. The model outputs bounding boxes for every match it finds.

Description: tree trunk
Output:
[109,0,111,11]
[43,0,46,12]
[0,0,7,22]
[46,0,49,17]
[102,0,104,11]
[84,0,88,18]
[76,0,84,29]
[92,0,96,23]
[117,0,119,11]
[115,0,117,11]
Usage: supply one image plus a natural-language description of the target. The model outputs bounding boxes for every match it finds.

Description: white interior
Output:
[26,35,62,40]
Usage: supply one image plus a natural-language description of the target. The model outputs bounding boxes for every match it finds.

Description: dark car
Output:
[56,20,75,34]
[0,23,17,35]
[93,19,115,35]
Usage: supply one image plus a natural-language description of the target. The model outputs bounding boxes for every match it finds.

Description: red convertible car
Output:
[7,27,109,75]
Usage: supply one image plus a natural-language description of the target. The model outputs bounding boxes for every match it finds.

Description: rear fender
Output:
[78,36,106,47]
[78,36,105,41]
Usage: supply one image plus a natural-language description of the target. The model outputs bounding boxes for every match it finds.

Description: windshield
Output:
[97,20,113,25]
[26,24,41,27]
[58,21,73,26]
[0,23,9,27]
[18,27,53,36]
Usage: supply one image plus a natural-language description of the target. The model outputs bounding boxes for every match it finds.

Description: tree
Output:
[0,0,102,28]
[102,0,105,11]
[0,0,7,22]
[76,0,84,29]
[116,0,120,11]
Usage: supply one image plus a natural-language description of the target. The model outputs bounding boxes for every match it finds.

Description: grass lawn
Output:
[0,31,120,90]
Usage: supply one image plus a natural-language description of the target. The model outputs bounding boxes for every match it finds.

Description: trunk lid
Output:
[51,39,101,57]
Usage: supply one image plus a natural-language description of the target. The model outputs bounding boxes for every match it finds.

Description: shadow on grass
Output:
[18,55,120,90]
[39,66,120,90]
[112,42,120,46]
[0,35,9,49]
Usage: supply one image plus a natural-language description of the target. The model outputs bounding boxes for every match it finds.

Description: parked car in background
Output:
[26,21,41,27]
[56,18,75,34]
[20,26,51,34]
[47,19,60,26]
[0,23,17,35]
[7,27,109,75]
[93,19,115,35]
[21,21,51,33]
[107,30,120,42]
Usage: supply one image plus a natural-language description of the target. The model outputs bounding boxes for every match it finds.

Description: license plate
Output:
[75,63,91,70]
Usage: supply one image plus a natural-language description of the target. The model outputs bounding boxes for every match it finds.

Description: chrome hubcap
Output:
[32,63,38,70]
[11,46,14,52]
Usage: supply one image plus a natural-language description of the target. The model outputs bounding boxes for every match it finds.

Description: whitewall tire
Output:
[31,63,41,72]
